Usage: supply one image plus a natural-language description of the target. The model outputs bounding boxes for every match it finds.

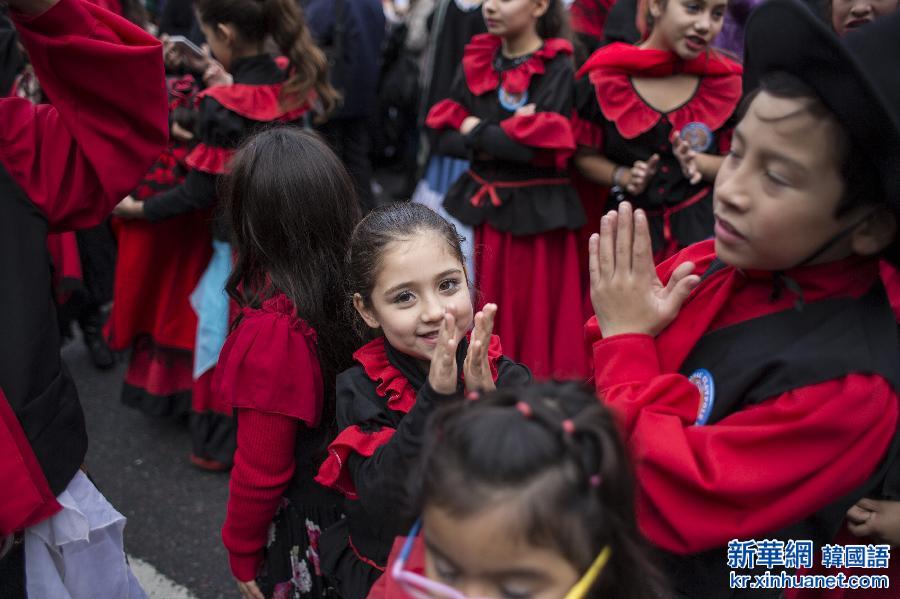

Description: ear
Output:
[850,207,898,257]
[216,22,236,45]
[649,0,664,18]
[353,293,381,330]
[532,0,551,19]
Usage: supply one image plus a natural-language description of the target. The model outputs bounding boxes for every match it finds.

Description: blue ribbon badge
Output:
[689,368,715,425]
[498,87,529,112]
[681,122,714,153]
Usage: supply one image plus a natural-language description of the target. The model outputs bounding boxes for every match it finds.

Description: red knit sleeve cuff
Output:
[228,550,262,583]
[426,99,471,131]
[592,333,661,392]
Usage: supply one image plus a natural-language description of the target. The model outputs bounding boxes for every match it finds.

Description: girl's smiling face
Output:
[354,232,474,364]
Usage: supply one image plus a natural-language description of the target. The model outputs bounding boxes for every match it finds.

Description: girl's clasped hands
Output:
[428,303,498,395]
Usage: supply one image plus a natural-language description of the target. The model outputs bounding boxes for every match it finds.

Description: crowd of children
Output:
[2,0,900,597]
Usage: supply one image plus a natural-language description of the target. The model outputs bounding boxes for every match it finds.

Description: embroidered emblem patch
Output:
[689,368,715,425]
[681,122,714,153]
[498,87,529,112]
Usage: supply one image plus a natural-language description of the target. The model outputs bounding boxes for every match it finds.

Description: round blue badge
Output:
[688,368,715,425]
[681,122,714,153]
[498,87,529,112]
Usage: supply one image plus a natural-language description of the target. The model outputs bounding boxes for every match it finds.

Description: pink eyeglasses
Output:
[390,520,612,599]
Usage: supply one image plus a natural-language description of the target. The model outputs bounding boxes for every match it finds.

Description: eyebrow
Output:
[732,128,810,175]
[382,268,463,298]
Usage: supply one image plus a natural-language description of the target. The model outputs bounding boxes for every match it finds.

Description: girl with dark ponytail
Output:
[112,0,339,473]
[373,382,668,599]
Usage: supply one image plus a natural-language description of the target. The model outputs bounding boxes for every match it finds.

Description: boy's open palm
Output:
[464,303,497,393]
[589,202,699,338]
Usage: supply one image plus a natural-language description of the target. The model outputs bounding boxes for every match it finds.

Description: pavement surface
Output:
[63,336,234,599]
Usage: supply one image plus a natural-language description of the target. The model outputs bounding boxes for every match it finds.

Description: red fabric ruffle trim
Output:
[0,389,61,535]
[353,335,504,414]
[463,34,573,96]
[314,425,397,498]
[199,83,312,123]
[578,43,742,140]
[213,294,323,425]
[185,142,234,175]
[569,0,615,40]
[425,99,471,131]
[500,112,576,170]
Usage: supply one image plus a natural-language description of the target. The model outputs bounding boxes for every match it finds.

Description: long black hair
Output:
[411,382,668,599]
[223,127,361,424]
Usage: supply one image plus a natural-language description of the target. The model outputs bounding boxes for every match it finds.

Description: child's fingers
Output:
[663,262,700,312]
[481,303,497,338]
[615,202,634,272]
[599,212,617,276]
[589,233,603,287]
[847,515,876,539]
[847,504,874,525]
[856,497,883,513]
[647,154,661,175]
[632,209,654,277]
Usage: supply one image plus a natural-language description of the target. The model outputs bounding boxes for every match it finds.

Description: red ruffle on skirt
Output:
[106,209,213,351]
[475,224,589,380]
[121,335,193,418]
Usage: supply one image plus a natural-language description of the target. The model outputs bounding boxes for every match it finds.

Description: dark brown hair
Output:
[223,127,361,424]
[411,383,668,599]
[346,202,467,338]
[196,0,339,121]
[537,0,574,41]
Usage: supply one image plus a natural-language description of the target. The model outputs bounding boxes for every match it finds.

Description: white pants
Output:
[24,470,146,599]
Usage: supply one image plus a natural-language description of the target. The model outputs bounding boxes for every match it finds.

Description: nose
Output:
[850,2,872,15]
[695,12,711,33]
[483,0,496,14]
[419,293,444,324]
[713,161,750,213]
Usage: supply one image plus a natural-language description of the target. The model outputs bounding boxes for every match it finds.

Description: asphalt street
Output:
[63,335,234,599]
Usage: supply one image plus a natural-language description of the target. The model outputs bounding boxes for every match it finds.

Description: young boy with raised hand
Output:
[585,1,900,596]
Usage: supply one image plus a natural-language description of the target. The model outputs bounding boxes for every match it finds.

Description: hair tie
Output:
[589,474,602,488]
[515,401,533,418]
[561,419,576,435]
[466,391,480,401]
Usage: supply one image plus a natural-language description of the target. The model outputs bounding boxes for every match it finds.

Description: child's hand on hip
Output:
[464,303,497,393]
[428,310,462,395]
[589,202,699,338]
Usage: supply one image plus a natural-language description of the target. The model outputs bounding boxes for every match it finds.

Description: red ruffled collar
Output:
[578,42,742,139]
[353,334,504,413]
[463,33,573,96]
[198,83,312,123]
[243,293,318,343]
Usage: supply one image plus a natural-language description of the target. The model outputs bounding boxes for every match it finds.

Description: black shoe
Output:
[83,331,115,370]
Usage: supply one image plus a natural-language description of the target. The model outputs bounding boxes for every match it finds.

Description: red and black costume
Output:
[106,75,212,418]
[426,34,588,380]
[586,240,900,597]
[138,54,313,467]
[314,335,530,597]
[0,0,166,588]
[216,293,342,595]
[570,0,616,56]
[575,44,742,261]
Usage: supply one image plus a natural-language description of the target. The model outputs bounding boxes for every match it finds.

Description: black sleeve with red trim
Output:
[142,95,240,220]
[498,55,577,169]
[573,75,604,149]
[142,168,216,221]
[335,369,457,532]
[466,121,536,163]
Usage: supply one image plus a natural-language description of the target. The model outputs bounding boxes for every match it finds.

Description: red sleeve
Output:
[314,425,397,498]
[222,408,298,581]
[214,310,323,426]
[499,112,576,170]
[592,333,899,554]
[425,99,471,131]
[1,0,167,231]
